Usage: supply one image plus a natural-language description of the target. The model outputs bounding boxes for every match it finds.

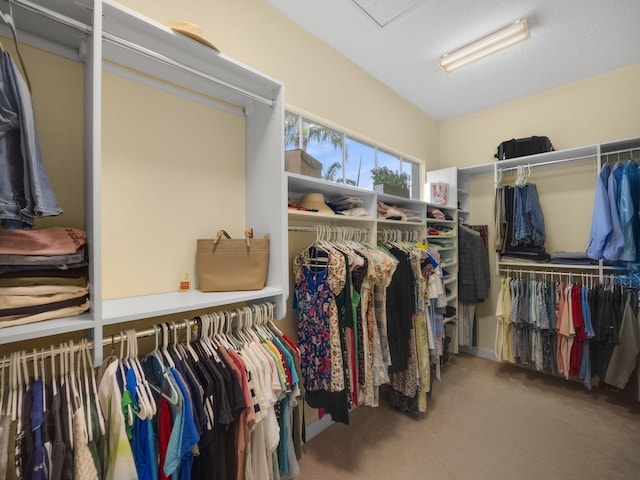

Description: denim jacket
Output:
[512,183,546,247]
[0,51,62,228]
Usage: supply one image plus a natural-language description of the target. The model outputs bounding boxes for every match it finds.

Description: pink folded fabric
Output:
[0,228,86,255]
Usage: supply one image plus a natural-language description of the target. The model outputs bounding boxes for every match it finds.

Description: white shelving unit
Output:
[458,136,640,280]
[425,200,459,354]
[0,0,288,363]
[430,137,640,358]
[287,172,426,243]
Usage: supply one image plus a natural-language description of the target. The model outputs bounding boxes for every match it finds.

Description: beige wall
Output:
[440,63,640,353]
[440,63,640,168]
[101,72,246,298]
[118,0,439,168]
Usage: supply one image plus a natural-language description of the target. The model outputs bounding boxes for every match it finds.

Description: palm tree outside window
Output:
[285,111,419,198]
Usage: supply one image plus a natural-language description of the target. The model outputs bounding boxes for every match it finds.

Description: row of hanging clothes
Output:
[494,164,551,263]
[291,225,449,421]
[0,302,303,480]
[494,269,640,398]
[587,148,640,266]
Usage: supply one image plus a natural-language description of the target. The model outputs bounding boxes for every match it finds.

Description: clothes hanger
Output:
[117,333,134,427]
[131,330,154,420]
[70,340,84,416]
[78,340,94,443]
[148,324,167,370]
[245,307,262,343]
[9,352,16,424]
[129,329,155,420]
[182,319,200,363]
[224,310,243,350]
[50,344,58,401]
[59,341,75,449]
[82,341,106,437]
[231,309,248,345]
[16,350,26,449]
[204,313,220,355]
[169,322,183,362]
[124,330,145,420]
[209,311,229,352]
[145,325,180,406]
[197,314,215,357]
[252,304,272,341]
[0,355,6,417]
[160,323,175,368]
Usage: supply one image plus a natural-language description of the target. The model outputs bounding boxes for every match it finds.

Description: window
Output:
[345,137,375,189]
[285,111,421,199]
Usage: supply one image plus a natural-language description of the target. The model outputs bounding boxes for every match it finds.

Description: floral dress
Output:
[293,247,346,393]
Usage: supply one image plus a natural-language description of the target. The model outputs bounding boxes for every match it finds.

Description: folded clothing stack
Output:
[550,251,598,265]
[427,207,453,221]
[328,195,368,217]
[377,201,407,221]
[0,227,90,328]
[427,225,455,236]
[398,207,422,222]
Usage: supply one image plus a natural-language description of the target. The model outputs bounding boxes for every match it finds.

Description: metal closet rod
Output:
[11,0,89,32]
[496,154,596,173]
[288,225,369,233]
[498,267,606,279]
[0,301,276,367]
[9,0,276,107]
[102,34,276,107]
[602,147,640,158]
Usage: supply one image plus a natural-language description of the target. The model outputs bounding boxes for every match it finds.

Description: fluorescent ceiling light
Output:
[438,19,530,73]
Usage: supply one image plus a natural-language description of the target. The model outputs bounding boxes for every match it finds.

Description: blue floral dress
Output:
[293,247,346,393]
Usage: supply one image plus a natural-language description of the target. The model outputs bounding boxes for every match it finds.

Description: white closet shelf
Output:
[443,315,457,325]
[458,144,599,180]
[287,172,375,197]
[430,245,456,251]
[2,0,93,55]
[101,1,281,109]
[377,219,424,227]
[425,202,456,210]
[426,219,456,224]
[288,210,375,223]
[426,234,457,239]
[0,314,94,345]
[102,286,285,325]
[444,276,457,285]
[498,261,602,270]
[376,192,423,206]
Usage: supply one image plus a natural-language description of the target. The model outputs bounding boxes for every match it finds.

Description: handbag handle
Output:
[213,228,254,247]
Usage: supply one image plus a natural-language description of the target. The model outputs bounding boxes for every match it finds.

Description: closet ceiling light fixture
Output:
[438,18,530,73]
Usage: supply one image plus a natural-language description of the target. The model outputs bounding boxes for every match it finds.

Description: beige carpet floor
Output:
[297,354,640,480]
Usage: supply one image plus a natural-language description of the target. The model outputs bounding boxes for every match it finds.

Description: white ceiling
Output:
[266,0,640,121]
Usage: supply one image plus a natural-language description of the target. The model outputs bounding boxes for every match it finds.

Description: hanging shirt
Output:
[164,368,199,480]
[587,163,612,260]
[604,161,625,261]
[618,160,639,262]
[96,358,138,480]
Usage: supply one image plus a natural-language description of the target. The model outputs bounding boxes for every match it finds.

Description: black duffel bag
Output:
[495,136,554,160]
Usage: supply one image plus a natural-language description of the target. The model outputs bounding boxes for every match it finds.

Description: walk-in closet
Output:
[1,0,639,479]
